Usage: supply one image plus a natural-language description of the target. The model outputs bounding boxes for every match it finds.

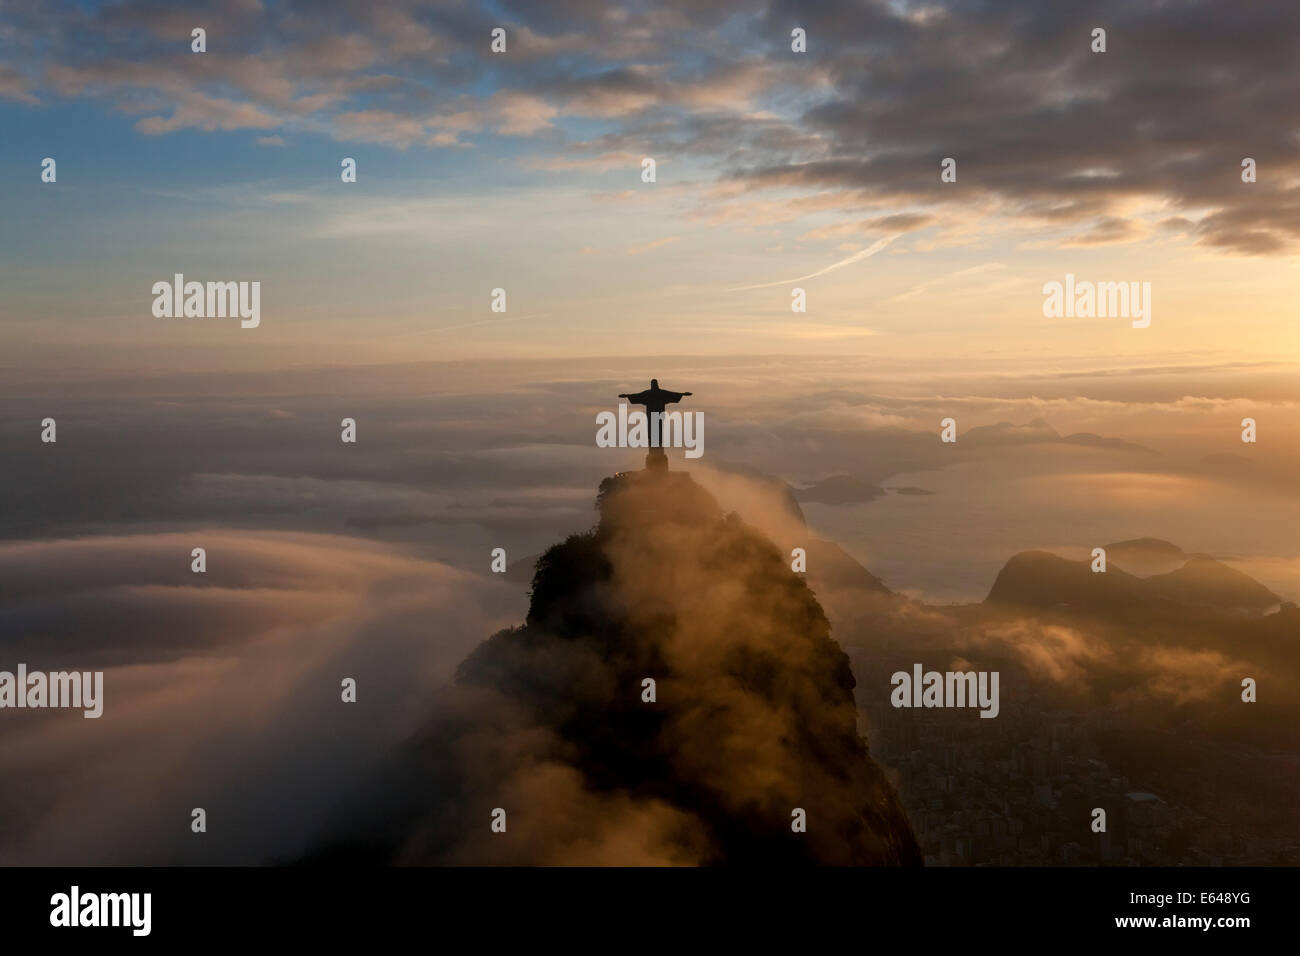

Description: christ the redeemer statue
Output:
[618,379,692,470]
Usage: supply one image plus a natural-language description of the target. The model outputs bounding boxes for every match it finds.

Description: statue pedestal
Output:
[645,448,668,471]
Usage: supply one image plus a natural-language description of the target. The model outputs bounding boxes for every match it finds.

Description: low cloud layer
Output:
[1,449,1293,864]
[0,530,511,865]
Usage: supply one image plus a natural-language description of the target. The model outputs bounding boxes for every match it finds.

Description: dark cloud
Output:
[738,0,1300,254]
[9,1,1294,250]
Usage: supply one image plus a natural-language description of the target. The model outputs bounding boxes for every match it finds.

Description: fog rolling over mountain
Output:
[332,469,920,865]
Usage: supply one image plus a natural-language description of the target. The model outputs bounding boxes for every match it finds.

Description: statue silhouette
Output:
[618,379,693,470]
[618,379,692,418]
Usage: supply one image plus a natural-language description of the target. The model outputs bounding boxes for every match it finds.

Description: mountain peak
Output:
[406,471,921,865]
[986,545,1278,614]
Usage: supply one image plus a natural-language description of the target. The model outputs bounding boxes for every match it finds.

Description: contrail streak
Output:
[728,235,898,291]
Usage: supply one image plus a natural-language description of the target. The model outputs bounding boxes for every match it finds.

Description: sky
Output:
[2,0,1299,867]
[0,0,1297,598]
[1,0,1298,370]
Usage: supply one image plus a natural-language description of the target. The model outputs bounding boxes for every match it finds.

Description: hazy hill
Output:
[1061,432,1155,454]
[985,550,1148,608]
[962,418,1059,446]
[795,475,888,505]
[1145,555,1280,612]
[1102,537,1186,576]
[804,538,891,595]
[985,545,1279,614]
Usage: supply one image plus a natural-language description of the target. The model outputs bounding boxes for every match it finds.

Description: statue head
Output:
[651,378,659,388]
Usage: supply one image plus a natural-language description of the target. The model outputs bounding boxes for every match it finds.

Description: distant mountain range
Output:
[785,419,1157,510]
[795,475,887,504]
[986,538,1281,614]
[794,475,934,504]
[961,418,1156,454]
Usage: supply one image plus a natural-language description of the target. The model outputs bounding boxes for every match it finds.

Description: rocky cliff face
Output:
[396,469,920,865]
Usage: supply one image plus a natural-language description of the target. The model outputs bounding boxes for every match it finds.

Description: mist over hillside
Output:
[338,469,921,865]
[491,469,1300,865]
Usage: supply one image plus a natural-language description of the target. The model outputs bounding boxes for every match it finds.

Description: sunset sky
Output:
[2,0,1299,870]
[2,0,1297,370]
[2,1,1297,593]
